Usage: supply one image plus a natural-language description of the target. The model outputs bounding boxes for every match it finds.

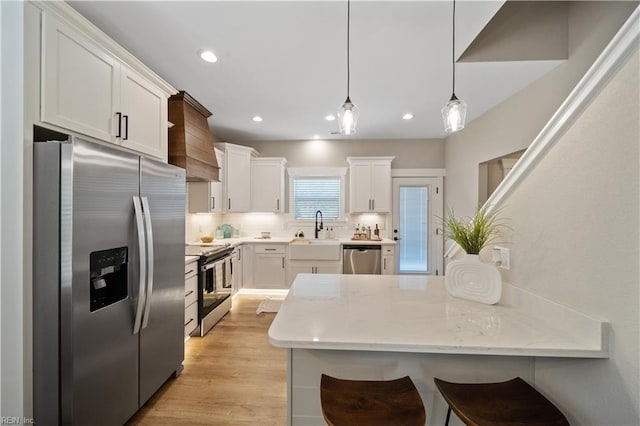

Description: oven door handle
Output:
[202,257,228,272]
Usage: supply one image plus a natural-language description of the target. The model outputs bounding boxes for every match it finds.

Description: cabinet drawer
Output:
[383,246,395,255]
[185,260,198,278]
[185,275,198,307]
[254,244,286,254]
[184,302,198,337]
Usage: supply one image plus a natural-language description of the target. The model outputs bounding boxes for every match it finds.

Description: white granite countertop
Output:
[268,274,607,358]
[185,255,199,264]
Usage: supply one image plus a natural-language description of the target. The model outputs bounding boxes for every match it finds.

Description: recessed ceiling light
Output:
[325,115,336,121]
[402,113,414,120]
[199,50,218,63]
[252,116,263,122]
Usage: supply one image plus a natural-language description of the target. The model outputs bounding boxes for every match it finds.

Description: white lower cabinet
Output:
[184,258,199,337]
[288,261,342,286]
[382,245,396,275]
[253,244,287,289]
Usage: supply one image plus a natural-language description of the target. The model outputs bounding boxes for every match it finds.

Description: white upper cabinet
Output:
[347,157,394,213]
[41,12,119,144]
[188,149,224,214]
[251,157,286,213]
[40,8,174,161]
[223,144,256,212]
[119,66,168,159]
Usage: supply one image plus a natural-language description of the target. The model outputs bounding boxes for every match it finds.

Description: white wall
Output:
[498,49,638,425]
[1,0,24,418]
[240,138,444,169]
[444,2,638,220]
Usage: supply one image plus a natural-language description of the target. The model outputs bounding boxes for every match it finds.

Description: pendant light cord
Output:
[451,0,456,95]
[346,0,351,99]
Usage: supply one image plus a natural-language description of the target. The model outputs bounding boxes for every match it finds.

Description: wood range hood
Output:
[168,91,220,182]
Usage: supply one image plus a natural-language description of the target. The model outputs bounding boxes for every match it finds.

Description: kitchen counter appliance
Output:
[33,137,186,425]
[185,244,234,336]
[343,244,382,274]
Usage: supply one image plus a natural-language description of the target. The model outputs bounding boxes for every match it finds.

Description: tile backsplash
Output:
[186,212,390,243]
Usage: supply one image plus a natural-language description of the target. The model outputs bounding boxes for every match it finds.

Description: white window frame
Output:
[288,167,348,223]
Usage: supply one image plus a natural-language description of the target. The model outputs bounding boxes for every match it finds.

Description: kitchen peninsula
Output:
[268,274,607,425]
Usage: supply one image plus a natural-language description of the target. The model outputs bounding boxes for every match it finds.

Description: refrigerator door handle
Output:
[133,196,147,334]
[141,196,154,329]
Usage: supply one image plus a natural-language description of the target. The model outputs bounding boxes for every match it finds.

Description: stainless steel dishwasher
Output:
[343,245,381,274]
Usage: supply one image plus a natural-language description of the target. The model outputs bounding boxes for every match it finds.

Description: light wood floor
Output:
[127,295,287,425]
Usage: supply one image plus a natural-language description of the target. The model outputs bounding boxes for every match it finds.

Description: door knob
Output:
[393,237,399,241]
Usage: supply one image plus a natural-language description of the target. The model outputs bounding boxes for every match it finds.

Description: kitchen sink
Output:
[289,239,340,260]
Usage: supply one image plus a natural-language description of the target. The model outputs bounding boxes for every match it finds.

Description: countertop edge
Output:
[267,337,608,359]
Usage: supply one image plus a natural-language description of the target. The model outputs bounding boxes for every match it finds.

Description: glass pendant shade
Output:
[441,94,467,133]
[338,97,359,135]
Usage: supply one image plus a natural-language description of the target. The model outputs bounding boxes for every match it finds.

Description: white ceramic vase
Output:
[445,254,502,305]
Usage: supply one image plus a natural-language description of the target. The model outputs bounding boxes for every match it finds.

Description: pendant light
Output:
[441,0,467,133]
[338,0,359,135]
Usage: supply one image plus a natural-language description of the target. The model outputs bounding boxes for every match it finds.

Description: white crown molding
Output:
[446,5,640,259]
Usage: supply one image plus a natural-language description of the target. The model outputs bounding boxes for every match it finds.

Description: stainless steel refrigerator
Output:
[33,136,186,425]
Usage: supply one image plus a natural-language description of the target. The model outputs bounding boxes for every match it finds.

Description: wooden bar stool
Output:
[434,377,569,426]
[320,374,426,426]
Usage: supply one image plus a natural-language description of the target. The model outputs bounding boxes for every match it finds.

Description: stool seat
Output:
[434,377,569,426]
[320,374,426,426]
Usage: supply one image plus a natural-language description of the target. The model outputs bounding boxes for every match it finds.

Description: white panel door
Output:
[120,67,167,160]
[349,162,372,212]
[41,13,119,143]
[225,148,251,212]
[371,162,391,212]
[251,161,283,212]
[254,254,287,288]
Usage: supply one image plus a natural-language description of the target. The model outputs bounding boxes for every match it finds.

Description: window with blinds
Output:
[292,177,342,220]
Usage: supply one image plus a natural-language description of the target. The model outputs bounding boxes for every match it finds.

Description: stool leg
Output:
[445,406,452,426]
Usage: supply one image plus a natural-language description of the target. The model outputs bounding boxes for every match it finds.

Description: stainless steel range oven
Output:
[186,244,234,336]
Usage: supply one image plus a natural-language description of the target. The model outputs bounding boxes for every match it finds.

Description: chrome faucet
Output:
[315,210,323,239]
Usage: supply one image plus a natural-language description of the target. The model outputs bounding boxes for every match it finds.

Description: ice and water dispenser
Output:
[89,247,128,312]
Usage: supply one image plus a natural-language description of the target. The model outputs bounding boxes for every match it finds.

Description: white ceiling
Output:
[69,1,563,142]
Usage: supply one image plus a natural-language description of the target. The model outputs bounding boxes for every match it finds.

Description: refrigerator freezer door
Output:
[67,139,141,425]
[138,157,186,405]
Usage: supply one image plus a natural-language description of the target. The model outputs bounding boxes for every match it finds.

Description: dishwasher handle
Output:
[342,244,381,251]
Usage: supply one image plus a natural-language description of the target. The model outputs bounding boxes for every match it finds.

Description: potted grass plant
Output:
[443,206,504,255]
[443,206,506,305]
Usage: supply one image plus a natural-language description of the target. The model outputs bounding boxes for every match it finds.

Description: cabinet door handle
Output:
[383,258,387,270]
[277,199,280,211]
[265,248,276,251]
[372,199,375,210]
[282,257,285,268]
[185,290,194,297]
[185,269,194,276]
[185,318,194,327]
[115,112,122,138]
[211,197,215,210]
[123,115,129,140]
[228,198,231,210]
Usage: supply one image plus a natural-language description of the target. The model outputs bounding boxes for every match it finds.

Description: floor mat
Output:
[256,297,283,314]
